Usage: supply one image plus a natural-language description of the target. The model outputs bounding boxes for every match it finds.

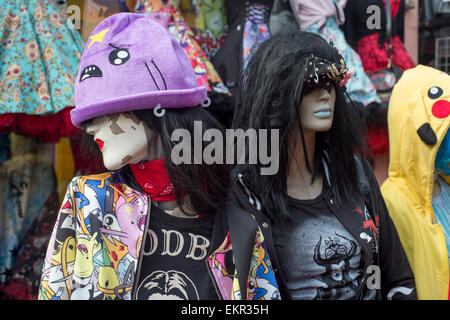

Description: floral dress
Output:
[0,0,84,142]
[0,0,84,115]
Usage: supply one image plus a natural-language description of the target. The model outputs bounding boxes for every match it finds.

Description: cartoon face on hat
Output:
[71,13,207,128]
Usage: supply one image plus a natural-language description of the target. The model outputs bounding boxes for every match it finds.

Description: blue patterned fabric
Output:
[242,3,271,73]
[433,177,450,258]
[0,0,84,115]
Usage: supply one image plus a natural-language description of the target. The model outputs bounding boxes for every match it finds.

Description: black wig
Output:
[232,31,370,223]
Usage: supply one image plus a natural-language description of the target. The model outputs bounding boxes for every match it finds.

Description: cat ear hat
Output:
[71,13,207,127]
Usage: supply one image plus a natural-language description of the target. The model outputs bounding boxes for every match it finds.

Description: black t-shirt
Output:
[135,205,218,300]
[272,185,365,300]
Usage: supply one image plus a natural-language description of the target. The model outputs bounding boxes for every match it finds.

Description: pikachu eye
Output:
[428,86,443,99]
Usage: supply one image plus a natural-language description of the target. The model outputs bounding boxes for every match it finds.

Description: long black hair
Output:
[232,31,370,223]
[81,106,230,216]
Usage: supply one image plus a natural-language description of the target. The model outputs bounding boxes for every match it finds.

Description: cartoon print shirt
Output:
[272,185,365,300]
[135,205,218,300]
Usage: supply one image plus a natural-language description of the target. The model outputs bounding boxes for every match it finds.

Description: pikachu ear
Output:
[417,122,437,146]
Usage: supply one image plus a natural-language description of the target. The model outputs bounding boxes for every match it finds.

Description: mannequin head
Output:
[85,112,160,171]
[233,31,367,221]
[82,105,228,215]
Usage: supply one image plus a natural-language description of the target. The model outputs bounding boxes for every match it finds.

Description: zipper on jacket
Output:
[131,197,152,300]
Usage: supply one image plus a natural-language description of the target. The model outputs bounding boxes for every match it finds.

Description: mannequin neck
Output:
[287,129,323,200]
[288,129,316,180]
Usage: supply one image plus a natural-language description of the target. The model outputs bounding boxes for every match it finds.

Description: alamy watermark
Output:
[66,4,81,30]
[366,5,382,30]
[170,121,280,176]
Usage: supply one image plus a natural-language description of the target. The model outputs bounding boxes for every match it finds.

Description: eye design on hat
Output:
[108,44,130,66]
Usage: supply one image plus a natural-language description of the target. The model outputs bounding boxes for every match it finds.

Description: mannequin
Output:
[229,31,416,300]
[380,65,449,300]
[38,13,240,300]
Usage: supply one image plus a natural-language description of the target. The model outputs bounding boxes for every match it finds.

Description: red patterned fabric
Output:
[130,159,180,202]
[0,107,79,144]
[358,34,415,72]
[367,125,390,155]
[356,0,414,73]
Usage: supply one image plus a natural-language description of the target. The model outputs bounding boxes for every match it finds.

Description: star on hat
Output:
[88,28,110,49]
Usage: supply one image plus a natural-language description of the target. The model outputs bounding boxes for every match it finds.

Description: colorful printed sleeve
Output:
[38,178,77,300]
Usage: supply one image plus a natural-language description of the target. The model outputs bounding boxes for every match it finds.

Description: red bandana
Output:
[129,159,180,201]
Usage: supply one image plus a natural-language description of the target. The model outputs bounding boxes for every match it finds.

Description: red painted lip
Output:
[95,138,104,151]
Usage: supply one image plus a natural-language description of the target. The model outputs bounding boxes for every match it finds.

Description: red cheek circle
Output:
[432,100,450,119]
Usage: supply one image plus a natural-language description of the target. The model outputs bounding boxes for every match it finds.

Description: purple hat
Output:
[71,13,207,127]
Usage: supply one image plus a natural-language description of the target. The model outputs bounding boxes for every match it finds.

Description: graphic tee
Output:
[273,186,364,300]
[135,205,218,300]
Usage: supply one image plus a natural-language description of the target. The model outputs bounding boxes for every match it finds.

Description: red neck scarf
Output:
[129,159,179,201]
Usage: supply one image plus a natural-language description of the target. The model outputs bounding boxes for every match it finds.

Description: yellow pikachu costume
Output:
[381,65,450,300]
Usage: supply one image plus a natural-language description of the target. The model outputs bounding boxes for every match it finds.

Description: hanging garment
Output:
[289,0,382,107]
[0,134,10,166]
[0,0,84,114]
[343,0,415,73]
[213,0,273,97]
[0,0,84,142]
[0,107,79,144]
[381,65,450,299]
[0,135,57,289]
[186,0,228,61]
[268,0,299,36]
[343,0,415,155]
[0,190,59,300]
[242,3,271,73]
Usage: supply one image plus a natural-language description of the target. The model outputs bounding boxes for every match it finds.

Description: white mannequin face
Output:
[300,87,336,133]
[86,112,155,171]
